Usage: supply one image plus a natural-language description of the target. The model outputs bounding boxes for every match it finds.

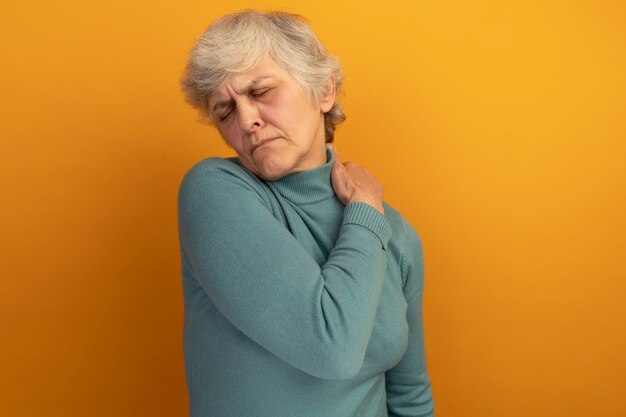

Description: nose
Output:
[236,98,265,133]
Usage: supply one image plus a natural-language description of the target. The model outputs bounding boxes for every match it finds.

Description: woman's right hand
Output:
[329,144,385,215]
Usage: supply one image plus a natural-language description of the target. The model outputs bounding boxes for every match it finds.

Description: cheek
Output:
[219,126,241,148]
[285,94,321,123]
[263,99,307,127]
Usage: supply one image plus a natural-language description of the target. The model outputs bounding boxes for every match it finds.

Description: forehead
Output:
[210,57,290,100]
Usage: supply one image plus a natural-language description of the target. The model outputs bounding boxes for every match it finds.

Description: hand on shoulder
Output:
[329,144,385,215]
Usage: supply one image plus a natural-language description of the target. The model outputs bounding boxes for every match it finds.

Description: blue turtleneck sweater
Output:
[177,147,434,417]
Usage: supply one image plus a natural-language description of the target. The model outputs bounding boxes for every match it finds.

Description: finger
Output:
[330,156,346,180]
[329,147,344,179]
[328,143,340,164]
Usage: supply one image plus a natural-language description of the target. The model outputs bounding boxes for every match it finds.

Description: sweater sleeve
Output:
[177,160,392,380]
[385,222,435,416]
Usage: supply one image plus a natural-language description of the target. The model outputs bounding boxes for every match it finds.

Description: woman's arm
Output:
[178,155,390,380]
[385,224,435,416]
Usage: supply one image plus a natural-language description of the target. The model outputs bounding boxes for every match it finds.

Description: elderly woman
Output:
[178,10,434,417]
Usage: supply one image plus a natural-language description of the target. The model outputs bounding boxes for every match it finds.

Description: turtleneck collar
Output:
[267,146,336,204]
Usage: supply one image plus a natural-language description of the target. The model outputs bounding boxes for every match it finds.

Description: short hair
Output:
[180,10,345,142]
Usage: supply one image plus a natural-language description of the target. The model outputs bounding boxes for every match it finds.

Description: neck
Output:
[267,146,336,204]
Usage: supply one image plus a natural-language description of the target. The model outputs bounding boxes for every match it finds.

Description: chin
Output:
[250,163,291,181]
[257,169,288,181]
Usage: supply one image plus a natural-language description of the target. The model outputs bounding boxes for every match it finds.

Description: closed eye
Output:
[251,88,271,98]
[218,107,234,121]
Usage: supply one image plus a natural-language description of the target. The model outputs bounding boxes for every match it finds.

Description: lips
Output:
[251,137,279,153]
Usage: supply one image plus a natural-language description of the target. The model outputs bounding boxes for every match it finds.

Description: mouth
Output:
[251,137,279,153]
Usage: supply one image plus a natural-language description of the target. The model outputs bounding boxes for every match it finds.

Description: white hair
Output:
[180,10,345,142]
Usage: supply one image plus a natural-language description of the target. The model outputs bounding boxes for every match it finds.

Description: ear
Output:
[319,74,336,113]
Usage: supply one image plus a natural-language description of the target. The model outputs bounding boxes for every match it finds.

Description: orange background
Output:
[2,1,625,416]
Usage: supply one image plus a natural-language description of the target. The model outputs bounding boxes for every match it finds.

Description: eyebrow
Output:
[211,76,273,113]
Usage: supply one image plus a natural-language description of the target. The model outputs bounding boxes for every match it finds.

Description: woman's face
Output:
[208,56,335,181]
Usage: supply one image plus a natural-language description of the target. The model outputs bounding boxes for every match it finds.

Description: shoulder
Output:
[383,202,423,252]
[180,157,254,188]
[178,157,272,211]
[383,202,424,288]
[180,157,267,196]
